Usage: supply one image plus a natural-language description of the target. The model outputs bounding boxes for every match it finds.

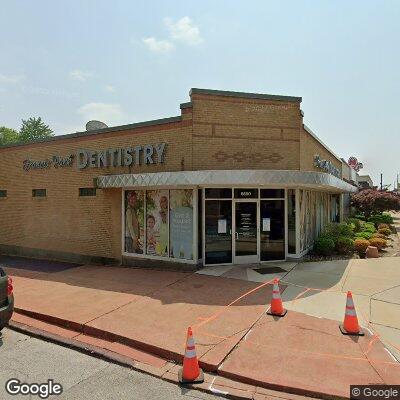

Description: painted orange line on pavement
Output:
[242,338,400,366]
[193,278,274,330]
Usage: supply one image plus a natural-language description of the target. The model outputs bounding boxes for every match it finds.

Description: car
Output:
[0,265,14,333]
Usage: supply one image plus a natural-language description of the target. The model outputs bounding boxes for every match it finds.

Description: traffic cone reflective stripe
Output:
[340,291,364,336]
[267,278,287,317]
[179,327,204,384]
[184,336,197,359]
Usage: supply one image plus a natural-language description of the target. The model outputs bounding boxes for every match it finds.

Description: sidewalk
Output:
[3,256,400,399]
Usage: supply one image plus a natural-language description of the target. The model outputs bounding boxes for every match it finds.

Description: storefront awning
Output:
[97,170,357,193]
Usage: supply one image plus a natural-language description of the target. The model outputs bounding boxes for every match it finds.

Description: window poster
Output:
[125,190,144,254]
[218,219,227,233]
[146,190,169,256]
[169,189,193,260]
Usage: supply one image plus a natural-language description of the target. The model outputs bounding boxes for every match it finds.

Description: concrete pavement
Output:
[2,251,400,399]
[280,257,400,361]
[0,328,220,400]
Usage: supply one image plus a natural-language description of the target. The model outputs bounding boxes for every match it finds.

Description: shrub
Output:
[314,236,336,256]
[362,222,376,233]
[369,237,387,250]
[347,218,363,233]
[351,189,400,218]
[372,233,387,240]
[325,222,354,238]
[354,239,370,255]
[368,213,394,226]
[355,231,373,240]
[377,223,390,230]
[336,236,354,255]
[378,227,392,236]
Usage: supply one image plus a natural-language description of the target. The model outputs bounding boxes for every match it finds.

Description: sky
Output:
[1,0,399,187]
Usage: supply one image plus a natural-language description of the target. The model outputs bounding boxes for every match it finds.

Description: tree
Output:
[19,117,54,143]
[351,189,400,217]
[0,126,20,146]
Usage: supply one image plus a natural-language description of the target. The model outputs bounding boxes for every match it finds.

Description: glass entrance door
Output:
[234,201,259,264]
[260,200,285,261]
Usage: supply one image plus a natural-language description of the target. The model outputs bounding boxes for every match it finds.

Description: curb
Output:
[14,307,217,371]
[6,320,261,400]
[9,312,343,400]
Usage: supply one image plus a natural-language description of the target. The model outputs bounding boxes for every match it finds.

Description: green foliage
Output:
[325,222,354,239]
[378,227,392,236]
[314,236,335,256]
[0,126,20,146]
[355,231,373,240]
[353,213,366,221]
[368,213,394,227]
[19,117,54,143]
[346,218,362,232]
[336,236,354,255]
[361,222,376,233]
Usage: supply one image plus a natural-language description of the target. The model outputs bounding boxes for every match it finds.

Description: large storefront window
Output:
[260,200,285,260]
[124,189,194,260]
[299,190,330,253]
[124,190,145,254]
[170,189,194,260]
[146,190,169,256]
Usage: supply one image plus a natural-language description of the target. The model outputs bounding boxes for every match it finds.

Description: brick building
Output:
[0,88,357,269]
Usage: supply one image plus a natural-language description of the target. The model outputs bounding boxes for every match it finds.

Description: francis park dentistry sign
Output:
[23,143,167,171]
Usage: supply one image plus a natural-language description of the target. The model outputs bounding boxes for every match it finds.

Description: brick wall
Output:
[299,127,342,176]
[0,120,192,261]
[191,94,302,171]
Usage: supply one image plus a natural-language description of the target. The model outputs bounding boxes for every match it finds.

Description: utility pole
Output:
[380,173,383,191]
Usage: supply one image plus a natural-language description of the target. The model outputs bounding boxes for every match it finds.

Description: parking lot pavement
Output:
[0,328,219,400]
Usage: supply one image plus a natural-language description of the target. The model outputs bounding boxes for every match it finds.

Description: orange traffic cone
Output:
[339,291,364,336]
[178,327,204,384]
[267,278,287,317]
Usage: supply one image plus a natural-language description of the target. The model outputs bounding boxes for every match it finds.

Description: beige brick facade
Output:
[0,89,344,264]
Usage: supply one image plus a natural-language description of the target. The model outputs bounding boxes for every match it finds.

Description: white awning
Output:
[97,170,357,193]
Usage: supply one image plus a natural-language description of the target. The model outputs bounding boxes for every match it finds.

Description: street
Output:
[0,328,219,400]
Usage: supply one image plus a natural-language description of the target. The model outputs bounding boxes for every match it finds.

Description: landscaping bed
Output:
[307,212,400,261]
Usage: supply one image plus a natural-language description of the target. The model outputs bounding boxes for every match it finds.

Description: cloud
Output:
[0,73,25,84]
[104,85,115,93]
[69,69,94,82]
[164,16,203,45]
[142,37,175,53]
[78,102,126,125]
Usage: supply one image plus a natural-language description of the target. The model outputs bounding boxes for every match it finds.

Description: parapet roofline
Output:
[190,88,302,103]
[303,124,342,164]
[0,115,182,150]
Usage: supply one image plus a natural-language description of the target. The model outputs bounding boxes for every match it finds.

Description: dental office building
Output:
[0,88,357,269]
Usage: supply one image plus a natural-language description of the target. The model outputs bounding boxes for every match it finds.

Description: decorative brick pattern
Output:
[213,151,283,164]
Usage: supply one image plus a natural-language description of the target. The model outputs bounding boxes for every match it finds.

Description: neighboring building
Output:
[0,88,357,269]
[358,175,374,189]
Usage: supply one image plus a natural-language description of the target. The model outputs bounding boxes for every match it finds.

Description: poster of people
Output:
[169,189,193,260]
[145,190,169,256]
[124,190,144,254]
